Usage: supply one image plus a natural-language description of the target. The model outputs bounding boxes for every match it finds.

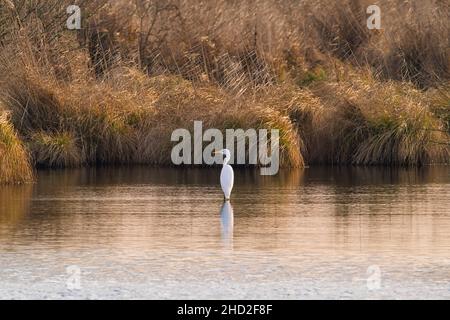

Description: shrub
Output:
[0,112,33,184]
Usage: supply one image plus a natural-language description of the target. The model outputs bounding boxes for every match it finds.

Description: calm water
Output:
[0,166,449,299]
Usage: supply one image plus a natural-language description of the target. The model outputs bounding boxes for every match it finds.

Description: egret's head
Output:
[214,149,231,159]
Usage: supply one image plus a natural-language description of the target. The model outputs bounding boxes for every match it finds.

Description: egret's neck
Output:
[223,154,231,165]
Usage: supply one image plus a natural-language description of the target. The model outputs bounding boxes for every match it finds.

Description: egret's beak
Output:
[213,150,221,155]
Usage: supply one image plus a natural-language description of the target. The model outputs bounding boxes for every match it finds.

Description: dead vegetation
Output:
[0,0,449,183]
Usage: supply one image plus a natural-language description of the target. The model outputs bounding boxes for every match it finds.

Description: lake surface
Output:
[0,166,449,299]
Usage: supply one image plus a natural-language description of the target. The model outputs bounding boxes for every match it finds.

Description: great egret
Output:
[214,149,234,200]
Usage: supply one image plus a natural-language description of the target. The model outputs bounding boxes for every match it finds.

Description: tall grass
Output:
[0,111,33,184]
[0,66,304,168]
[30,131,82,167]
[428,84,450,134]
[0,0,449,184]
[303,70,450,165]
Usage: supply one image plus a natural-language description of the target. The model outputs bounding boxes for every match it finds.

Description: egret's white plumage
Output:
[215,149,234,200]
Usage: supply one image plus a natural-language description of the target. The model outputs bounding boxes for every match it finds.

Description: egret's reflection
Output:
[220,201,234,246]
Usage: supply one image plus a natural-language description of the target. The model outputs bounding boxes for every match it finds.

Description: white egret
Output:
[214,149,234,200]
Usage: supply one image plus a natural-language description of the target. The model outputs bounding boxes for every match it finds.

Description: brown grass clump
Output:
[1,66,304,169]
[132,75,225,164]
[254,84,326,161]
[0,112,33,184]
[210,103,304,168]
[61,82,139,164]
[428,84,450,134]
[30,131,81,167]
[1,70,143,166]
[130,73,303,167]
[307,72,450,165]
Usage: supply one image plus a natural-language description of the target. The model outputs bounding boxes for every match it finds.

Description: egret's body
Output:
[220,164,234,200]
[215,149,234,200]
